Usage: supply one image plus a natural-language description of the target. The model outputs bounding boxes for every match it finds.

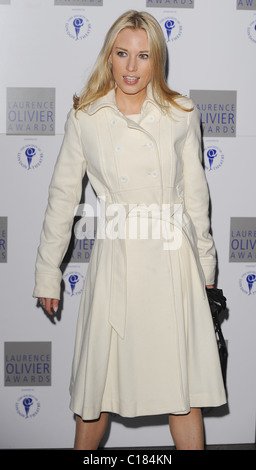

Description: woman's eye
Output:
[139,54,149,59]
[117,51,127,57]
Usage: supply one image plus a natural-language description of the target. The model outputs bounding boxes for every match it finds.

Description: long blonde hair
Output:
[73,10,191,113]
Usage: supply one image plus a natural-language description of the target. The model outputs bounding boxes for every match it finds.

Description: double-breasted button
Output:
[148,115,155,122]
[147,141,153,148]
[120,176,128,183]
[110,119,117,126]
[115,146,122,152]
[150,171,158,178]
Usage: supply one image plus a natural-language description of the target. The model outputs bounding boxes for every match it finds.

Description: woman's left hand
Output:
[38,297,59,316]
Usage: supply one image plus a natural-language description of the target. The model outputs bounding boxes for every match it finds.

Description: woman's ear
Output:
[108,52,112,65]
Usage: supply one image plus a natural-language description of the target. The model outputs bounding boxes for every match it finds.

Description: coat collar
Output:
[86,84,166,116]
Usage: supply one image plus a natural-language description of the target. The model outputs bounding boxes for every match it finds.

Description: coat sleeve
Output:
[33,109,87,300]
[181,102,216,286]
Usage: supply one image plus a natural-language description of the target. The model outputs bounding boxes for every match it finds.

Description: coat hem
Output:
[70,394,227,421]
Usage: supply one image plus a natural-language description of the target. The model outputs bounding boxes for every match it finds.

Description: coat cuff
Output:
[200,262,216,286]
[33,273,62,300]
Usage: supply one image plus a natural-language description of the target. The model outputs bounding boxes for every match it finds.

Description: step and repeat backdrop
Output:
[1,0,256,449]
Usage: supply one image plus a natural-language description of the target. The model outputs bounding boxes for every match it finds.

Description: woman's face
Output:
[109,27,152,102]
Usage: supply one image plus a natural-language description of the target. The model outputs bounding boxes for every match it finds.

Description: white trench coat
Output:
[33,87,226,419]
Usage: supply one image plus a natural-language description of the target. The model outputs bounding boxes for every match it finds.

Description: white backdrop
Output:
[1,0,256,449]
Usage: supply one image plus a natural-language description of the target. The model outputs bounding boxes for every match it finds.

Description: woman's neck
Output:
[115,88,146,115]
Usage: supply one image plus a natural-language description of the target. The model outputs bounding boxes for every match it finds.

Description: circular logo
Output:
[64,270,85,296]
[65,15,91,41]
[17,144,43,170]
[160,17,183,43]
[204,145,224,171]
[15,394,40,419]
[239,271,256,296]
[247,19,256,44]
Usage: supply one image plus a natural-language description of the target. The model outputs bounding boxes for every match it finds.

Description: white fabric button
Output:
[115,146,122,152]
[147,141,153,148]
[148,115,155,122]
[151,171,158,178]
[120,176,127,183]
[111,119,117,125]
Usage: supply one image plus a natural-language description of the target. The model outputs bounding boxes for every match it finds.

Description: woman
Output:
[33,10,226,450]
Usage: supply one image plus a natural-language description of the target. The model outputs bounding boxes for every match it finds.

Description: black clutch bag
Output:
[206,287,228,387]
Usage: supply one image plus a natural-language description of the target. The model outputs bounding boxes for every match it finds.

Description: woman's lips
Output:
[123,76,140,85]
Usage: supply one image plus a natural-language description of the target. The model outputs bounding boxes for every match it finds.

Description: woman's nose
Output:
[126,56,137,72]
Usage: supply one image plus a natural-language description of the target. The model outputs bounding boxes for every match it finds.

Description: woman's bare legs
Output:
[74,413,109,450]
[169,408,204,450]
[74,408,203,450]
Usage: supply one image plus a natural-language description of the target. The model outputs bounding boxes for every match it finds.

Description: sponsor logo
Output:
[6,87,55,135]
[4,342,51,386]
[17,143,43,170]
[15,394,40,419]
[146,0,194,8]
[160,17,183,43]
[229,218,256,262]
[247,18,256,43]
[204,143,224,171]
[66,236,96,263]
[62,212,96,263]
[0,217,7,263]
[190,90,237,137]
[237,0,256,10]
[63,269,85,296]
[65,15,91,41]
[239,271,256,295]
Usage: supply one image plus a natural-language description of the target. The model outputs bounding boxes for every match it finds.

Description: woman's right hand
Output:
[38,298,59,316]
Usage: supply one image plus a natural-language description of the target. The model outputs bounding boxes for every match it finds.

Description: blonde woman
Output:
[34,11,226,450]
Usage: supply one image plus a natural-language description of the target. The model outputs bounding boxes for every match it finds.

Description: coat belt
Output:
[106,203,185,339]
